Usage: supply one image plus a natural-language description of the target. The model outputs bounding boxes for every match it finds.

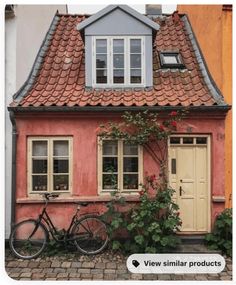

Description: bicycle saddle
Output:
[76,202,89,207]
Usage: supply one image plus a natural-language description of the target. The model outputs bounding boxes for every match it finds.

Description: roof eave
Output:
[8,105,231,114]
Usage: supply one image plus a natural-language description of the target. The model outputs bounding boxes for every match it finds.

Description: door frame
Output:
[168,134,211,233]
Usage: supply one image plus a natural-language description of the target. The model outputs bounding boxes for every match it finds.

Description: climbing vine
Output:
[100,110,185,253]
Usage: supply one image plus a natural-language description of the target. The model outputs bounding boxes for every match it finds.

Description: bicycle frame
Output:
[37,203,78,242]
[36,201,98,243]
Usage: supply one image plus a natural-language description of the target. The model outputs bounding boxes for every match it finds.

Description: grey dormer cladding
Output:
[83,8,152,36]
[78,5,160,88]
[77,4,160,33]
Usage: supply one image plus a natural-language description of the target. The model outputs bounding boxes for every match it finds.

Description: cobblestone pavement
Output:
[5,249,232,281]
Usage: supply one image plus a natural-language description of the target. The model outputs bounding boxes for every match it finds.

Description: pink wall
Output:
[14,112,226,231]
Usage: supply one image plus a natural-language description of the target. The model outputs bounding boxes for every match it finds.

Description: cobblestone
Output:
[82,261,95,268]
[5,249,232,281]
[20,272,32,278]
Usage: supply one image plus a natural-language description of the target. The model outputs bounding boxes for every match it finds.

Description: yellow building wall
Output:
[222,9,232,208]
[177,5,232,207]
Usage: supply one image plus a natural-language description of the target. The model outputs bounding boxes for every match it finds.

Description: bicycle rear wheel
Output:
[72,215,108,255]
[9,219,48,259]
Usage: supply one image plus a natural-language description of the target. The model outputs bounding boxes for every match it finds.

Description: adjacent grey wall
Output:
[5,4,67,239]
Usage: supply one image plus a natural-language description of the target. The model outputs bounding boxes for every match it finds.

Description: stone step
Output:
[179,234,206,244]
[171,243,221,254]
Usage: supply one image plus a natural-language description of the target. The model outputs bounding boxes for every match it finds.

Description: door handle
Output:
[179,186,184,196]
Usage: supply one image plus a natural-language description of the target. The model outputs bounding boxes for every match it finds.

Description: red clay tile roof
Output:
[11,12,226,108]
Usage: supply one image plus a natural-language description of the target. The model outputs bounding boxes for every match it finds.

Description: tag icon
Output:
[132,260,140,268]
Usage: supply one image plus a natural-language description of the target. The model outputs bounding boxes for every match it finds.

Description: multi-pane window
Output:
[93,36,144,86]
[28,137,72,193]
[99,140,143,193]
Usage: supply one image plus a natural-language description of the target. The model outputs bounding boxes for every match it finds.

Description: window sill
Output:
[91,84,146,89]
[16,195,141,204]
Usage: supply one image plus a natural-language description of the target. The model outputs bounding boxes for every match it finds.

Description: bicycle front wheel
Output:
[9,219,48,259]
[72,215,108,255]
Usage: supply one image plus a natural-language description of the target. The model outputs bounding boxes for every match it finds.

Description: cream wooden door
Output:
[169,137,209,232]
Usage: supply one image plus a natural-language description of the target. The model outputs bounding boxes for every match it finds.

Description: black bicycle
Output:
[9,193,109,259]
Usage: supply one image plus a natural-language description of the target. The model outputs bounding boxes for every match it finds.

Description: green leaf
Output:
[160,237,168,246]
[112,240,121,250]
[145,246,157,253]
[152,234,161,242]
[127,223,136,231]
[111,218,122,229]
[134,235,144,245]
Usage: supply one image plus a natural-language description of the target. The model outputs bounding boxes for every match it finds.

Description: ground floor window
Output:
[98,139,143,194]
[27,137,73,194]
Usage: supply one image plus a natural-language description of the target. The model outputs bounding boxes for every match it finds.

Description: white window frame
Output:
[92,36,145,88]
[27,137,73,195]
[98,138,143,195]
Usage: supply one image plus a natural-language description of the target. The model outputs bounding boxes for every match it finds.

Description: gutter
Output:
[9,111,17,229]
[8,105,231,113]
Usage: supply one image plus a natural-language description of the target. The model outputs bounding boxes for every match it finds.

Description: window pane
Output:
[113,69,124,83]
[53,159,68,173]
[53,141,68,156]
[32,175,47,191]
[103,174,117,189]
[113,39,124,53]
[53,175,69,191]
[124,144,138,155]
[96,39,107,53]
[32,159,47,173]
[123,157,138,172]
[170,137,180,144]
[130,39,141,53]
[32,141,47,156]
[113,54,124,68]
[96,69,107,84]
[96,54,107,68]
[103,157,118,172]
[130,54,141,68]
[103,140,118,155]
[130,69,141,83]
[183,137,194,144]
[123,174,138,189]
[163,55,178,64]
[196,137,207,144]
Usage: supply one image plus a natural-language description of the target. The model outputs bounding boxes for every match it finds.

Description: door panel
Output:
[196,147,208,231]
[169,141,209,232]
[178,147,196,231]
[169,148,177,203]
[181,198,195,231]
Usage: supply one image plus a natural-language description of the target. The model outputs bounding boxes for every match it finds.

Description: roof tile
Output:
[13,13,224,109]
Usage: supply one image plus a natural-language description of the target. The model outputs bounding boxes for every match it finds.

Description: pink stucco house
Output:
[9,5,230,234]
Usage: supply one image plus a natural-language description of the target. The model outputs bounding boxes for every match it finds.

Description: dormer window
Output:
[93,36,144,87]
[160,52,185,69]
[78,5,160,88]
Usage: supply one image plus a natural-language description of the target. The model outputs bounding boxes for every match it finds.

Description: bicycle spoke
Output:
[72,216,108,255]
[9,220,47,259]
